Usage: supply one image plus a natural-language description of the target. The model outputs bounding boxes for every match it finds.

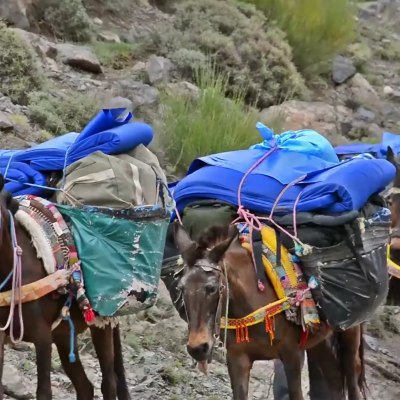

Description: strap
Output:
[251,229,268,286]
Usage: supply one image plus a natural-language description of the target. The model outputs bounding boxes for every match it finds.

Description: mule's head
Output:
[173,222,239,362]
[386,147,400,249]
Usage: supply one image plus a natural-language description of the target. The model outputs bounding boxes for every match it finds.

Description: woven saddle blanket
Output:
[238,223,320,331]
[14,195,94,322]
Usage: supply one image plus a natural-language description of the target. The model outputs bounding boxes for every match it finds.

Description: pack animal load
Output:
[163,123,395,331]
[0,108,171,324]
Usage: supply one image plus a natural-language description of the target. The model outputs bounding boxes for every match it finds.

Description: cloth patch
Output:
[239,223,320,330]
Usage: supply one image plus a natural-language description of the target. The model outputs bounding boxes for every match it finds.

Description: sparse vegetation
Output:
[243,0,357,75]
[161,66,261,173]
[31,0,94,42]
[152,0,305,108]
[0,23,44,105]
[27,91,100,135]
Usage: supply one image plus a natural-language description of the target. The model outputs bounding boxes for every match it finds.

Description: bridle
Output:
[174,254,230,361]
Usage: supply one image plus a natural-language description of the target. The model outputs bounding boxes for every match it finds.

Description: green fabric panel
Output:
[57,205,170,316]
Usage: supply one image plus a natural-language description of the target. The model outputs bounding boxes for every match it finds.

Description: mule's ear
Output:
[0,174,3,192]
[208,225,239,264]
[173,221,193,253]
[387,146,396,165]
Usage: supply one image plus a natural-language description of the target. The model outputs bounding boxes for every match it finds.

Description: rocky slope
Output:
[1,0,400,399]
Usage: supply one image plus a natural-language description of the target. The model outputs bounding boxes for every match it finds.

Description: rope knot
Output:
[16,246,23,256]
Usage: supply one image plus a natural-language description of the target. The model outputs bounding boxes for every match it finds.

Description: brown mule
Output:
[0,176,130,400]
[173,222,366,400]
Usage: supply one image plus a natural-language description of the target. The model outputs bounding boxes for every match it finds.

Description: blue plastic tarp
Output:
[334,132,400,159]
[0,108,154,195]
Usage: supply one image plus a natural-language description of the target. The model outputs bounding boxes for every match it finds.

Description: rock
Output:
[118,80,159,110]
[146,56,175,85]
[102,96,133,111]
[384,85,395,95]
[56,43,102,74]
[349,73,380,105]
[93,17,103,26]
[166,81,200,99]
[12,28,57,60]
[0,0,31,30]
[3,364,34,399]
[259,100,352,145]
[132,62,146,73]
[45,57,59,72]
[98,31,121,44]
[0,112,13,131]
[354,107,376,122]
[332,55,356,84]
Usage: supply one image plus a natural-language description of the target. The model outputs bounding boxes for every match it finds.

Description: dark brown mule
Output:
[383,147,400,305]
[173,222,365,400]
[0,176,130,400]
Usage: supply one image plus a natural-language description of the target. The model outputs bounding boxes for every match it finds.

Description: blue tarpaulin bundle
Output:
[334,131,400,159]
[0,108,154,196]
[171,124,396,217]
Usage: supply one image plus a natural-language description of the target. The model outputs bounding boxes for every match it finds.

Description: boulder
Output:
[118,80,159,110]
[259,100,352,145]
[0,0,31,30]
[97,31,121,44]
[56,43,102,74]
[0,112,13,131]
[146,55,175,85]
[349,73,380,105]
[166,81,200,99]
[332,55,356,84]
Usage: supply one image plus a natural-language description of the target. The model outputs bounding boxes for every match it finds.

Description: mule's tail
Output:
[332,324,367,400]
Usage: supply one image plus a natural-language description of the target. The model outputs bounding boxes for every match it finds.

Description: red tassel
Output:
[84,309,95,323]
[299,330,308,349]
[257,279,265,291]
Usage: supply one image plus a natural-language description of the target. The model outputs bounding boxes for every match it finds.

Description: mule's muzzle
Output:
[187,342,211,362]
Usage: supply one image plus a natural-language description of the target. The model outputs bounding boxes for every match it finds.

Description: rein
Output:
[0,210,24,343]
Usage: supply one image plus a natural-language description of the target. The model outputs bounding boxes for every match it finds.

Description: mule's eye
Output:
[205,284,218,295]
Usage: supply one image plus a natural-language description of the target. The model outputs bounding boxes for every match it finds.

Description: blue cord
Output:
[62,293,76,363]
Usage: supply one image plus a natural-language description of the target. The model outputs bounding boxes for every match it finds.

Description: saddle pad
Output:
[239,223,320,330]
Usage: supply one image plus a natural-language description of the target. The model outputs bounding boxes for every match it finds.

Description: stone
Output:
[384,85,395,95]
[56,43,103,74]
[332,55,356,84]
[3,364,34,399]
[46,57,59,72]
[0,0,31,30]
[102,96,133,111]
[146,55,175,85]
[166,81,200,99]
[118,80,159,110]
[354,107,376,122]
[259,100,352,145]
[349,73,380,105]
[12,28,58,60]
[132,62,146,73]
[0,111,13,130]
[93,17,103,26]
[98,31,121,44]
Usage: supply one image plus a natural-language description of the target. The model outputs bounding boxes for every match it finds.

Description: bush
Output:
[31,0,94,42]
[152,0,305,108]
[0,23,44,105]
[161,66,261,173]
[169,49,207,78]
[244,0,357,75]
[28,91,100,135]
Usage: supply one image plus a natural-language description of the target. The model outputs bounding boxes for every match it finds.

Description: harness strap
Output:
[251,229,268,288]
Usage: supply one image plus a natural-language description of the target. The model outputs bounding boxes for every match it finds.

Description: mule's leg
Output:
[54,333,94,400]
[279,347,304,400]
[337,327,363,400]
[0,332,5,400]
[113,325,131,400]
[34,323,53,400]
[226,351,253,400]
[90,325,117,400]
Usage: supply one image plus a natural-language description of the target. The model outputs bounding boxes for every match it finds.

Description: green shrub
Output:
[31,0,93,42]
[152,0,305,108]
[161,66,261,173]
[0,23,44,105]
[82,0,132,15]
[28,91,100,135]
[169,49,207,78]
[244,0,357,75]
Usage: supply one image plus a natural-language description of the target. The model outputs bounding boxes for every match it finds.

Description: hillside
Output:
[1,0,400,399]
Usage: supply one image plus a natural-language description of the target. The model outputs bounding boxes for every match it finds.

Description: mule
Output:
[172,222,365,400]
[0,175,130,400]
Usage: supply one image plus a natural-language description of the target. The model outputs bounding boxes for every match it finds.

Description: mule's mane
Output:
[0,190,19,215]
[196,224,231,249]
